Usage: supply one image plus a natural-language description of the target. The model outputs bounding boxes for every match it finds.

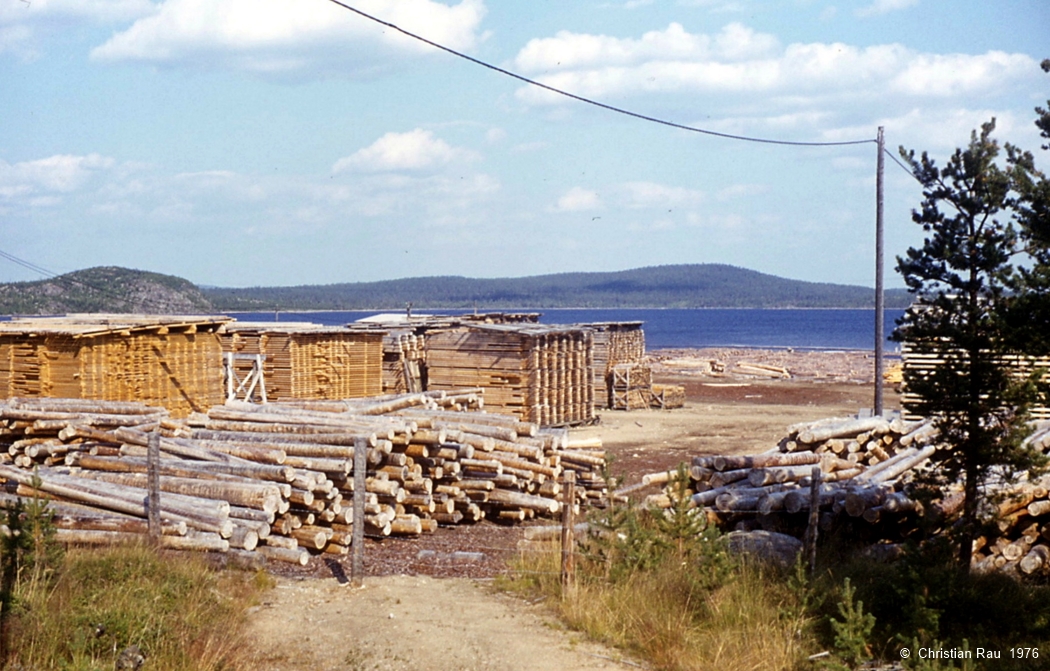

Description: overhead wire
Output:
[324,0,876,149]
[884,146,923,183]
[0,247,175,312]
[0,248,60,279]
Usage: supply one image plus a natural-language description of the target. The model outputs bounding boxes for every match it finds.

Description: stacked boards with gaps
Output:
[900,343,1050,420]
[579,322,645,409]
[219,323,385,402]
[425,323,595,427]
[0,315,229,418]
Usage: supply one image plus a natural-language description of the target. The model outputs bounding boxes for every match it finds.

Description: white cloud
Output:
[511,23,1038,110]
[0,150,501,246]
[856,0,918,18]
[0,154,115,198]
[0,0,155,58]
[620,181,704,208]
[514,22,776,73]
[89,0,486,79]
[715,183,767,201]
[889,51,1033,97]
[332,129,479,174]
[0,0,155,24]
[555,187,601,212]
[827,108,1036,153]
[677,0,749,12]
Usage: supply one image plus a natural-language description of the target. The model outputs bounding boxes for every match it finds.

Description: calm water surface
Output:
[228,308,905,352]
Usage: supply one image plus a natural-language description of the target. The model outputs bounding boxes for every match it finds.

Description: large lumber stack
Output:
[642,415,1050,576]
[900,344,1050,420]
[0,315,228,418]
[220,324,384,402]
[0,393,609,563]
[425,324,595,427]
[582,322,645,409]
[380,332,425,394]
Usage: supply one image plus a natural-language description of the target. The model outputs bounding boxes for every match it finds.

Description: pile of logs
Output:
[640,414,1050,576]
[0,393,609,565]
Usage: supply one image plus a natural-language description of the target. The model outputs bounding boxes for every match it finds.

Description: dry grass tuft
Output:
[4,541,270,671]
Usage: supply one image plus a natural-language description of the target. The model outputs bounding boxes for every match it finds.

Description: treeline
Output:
[0,264,911,315]
[203,264,911,310]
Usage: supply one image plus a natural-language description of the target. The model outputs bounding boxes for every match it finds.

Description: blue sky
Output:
[1,0,1047,289]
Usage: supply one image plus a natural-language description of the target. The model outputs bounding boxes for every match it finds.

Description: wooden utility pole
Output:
[875,126,886,417]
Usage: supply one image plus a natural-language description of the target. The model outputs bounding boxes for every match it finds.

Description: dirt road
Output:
[249,575,639,671]
[246,348,898,670]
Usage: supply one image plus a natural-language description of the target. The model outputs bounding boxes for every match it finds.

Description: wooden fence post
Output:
[351,436,367,587]
[561,470,576,591]
[805,466,821,574]
[147,430,161,543]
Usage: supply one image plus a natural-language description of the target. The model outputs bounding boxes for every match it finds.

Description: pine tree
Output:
[893,119,1044,572]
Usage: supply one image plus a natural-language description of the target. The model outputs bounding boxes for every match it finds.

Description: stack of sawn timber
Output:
[379,331,425,395]
[900,344,1050,421]
[219,324,384,402]
[0,393,609,565]
[642,415,1050,575]
[584,322,645,409]
[0,315,229,418]
[425,324,595,427]
[608,363,652,410]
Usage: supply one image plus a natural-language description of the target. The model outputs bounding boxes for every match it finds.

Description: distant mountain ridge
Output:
[203,264,911,310]
[0,264,911,315]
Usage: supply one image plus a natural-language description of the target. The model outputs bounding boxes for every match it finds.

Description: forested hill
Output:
[203,264,911,310]
[0,267,214,315]
[0,264,910,314]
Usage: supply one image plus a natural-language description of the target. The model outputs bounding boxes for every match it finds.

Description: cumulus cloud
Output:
[0,0,154,58]
[0,0,154,24]
[89,0,486,79]
[856,0,918,18]
[828,107,1038,153]
[332,129,479,174]
[511,22,1038,112]
[555,187,601,212]
[0,154,115,199]
[620,181,704,209]
[514,22,776,73]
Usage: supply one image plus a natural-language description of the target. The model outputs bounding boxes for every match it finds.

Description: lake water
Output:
[228,308,906,352]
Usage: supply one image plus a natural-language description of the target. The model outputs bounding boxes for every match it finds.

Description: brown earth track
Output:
[246,348,901,670]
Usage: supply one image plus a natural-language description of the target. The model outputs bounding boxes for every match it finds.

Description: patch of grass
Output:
[503,470,814,671]
[3,541,270,670]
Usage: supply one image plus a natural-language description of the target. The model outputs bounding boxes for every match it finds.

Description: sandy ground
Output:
[245,348,900,670]
[248,575,639,671]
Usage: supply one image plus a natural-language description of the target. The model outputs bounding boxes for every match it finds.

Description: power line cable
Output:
[883,146,922,183]
[324,0,876,148]
[0,247,197,313]
[0,249,60,279]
